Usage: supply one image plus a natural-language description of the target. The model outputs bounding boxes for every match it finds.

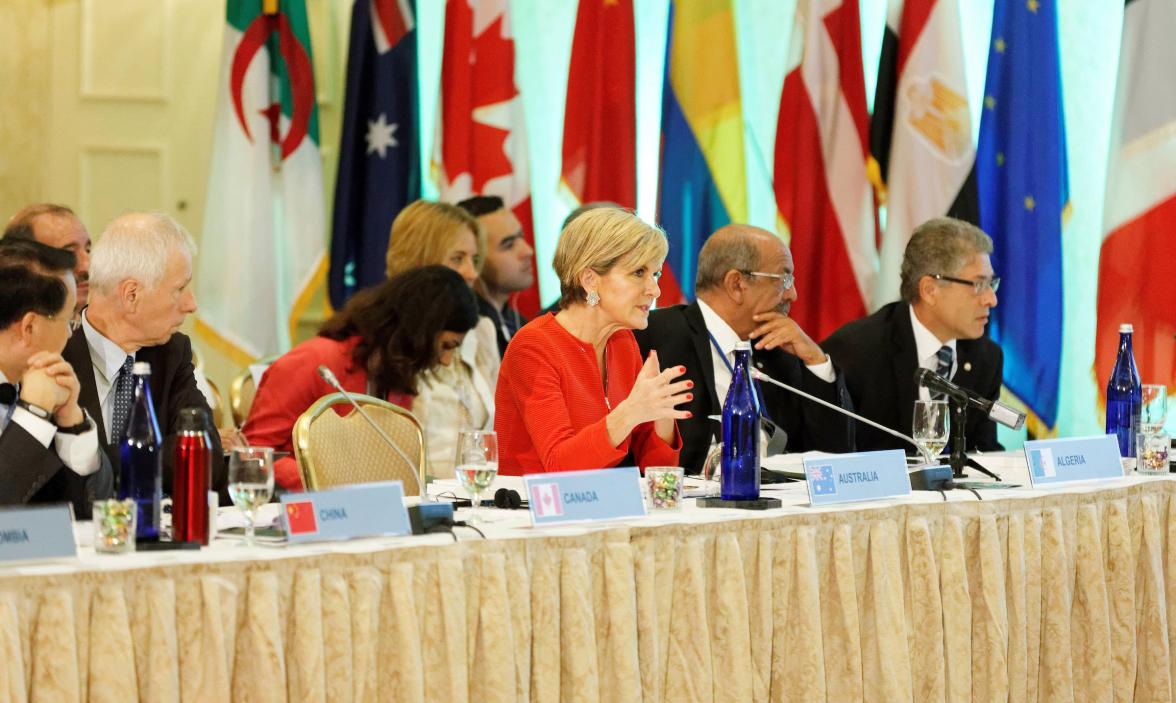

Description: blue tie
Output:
[109,356,135,442]
[932,346,953,400]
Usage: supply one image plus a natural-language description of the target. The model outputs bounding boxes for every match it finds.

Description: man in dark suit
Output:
[0,240,112,517]
[4,203,92,320]
[634,225,854,472]
[65,212,224,495]
[822,217,1003,454]
[457,196,533,357]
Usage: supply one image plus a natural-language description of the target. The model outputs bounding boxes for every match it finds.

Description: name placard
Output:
[0,505,76,563]
[281,481,411,543]
[1023,435,1125,486]
[803,449,911,506]
[524,467,645,526]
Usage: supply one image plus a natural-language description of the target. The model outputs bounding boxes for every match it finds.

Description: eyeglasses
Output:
[933,274,1001,295]
[43,312,80,332]
[742,270,795,290]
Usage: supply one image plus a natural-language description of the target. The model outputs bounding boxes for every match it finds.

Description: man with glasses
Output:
[634,224,854,472]
[823,217,1004,453]
[0,239,111,516]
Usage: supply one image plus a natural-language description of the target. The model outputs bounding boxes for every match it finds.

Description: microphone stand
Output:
[946,395,1001,481]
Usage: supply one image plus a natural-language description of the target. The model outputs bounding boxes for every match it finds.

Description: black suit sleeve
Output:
[969,345,1004,452]
[764,355,856,454]
[0,423,66,505]
[159,335,226,497]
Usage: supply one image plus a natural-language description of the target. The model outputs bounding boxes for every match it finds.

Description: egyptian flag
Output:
[328,0,421,308]
[656,0,747,305]
[197,0,325,363]
[869,0,978,306]
[560,0,636,209]
[773,0,877,342]
[1098,0,1176,401]
[433,0,539,316]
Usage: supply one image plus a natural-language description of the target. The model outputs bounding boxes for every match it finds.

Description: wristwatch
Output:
[14,398,52,421]
[56,410,93,436]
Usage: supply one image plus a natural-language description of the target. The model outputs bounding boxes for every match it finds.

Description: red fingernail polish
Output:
[686,393,693,400]
[686,381,694,388]
[678,366,685,372]
[687,411,693,418]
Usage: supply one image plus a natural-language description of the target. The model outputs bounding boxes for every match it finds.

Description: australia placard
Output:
[280,481,411,543]
[524,467,645,526]
[803,450,911,506]
[1023,435,1125,486]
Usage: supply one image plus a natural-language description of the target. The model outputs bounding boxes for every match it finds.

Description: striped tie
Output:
[932,346,953,400]
[109,356,135,442]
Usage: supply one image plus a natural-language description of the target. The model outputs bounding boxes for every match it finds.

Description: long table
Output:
[2,468,1174,702]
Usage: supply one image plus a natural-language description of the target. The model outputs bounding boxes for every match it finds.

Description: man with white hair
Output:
[63,212,224,495]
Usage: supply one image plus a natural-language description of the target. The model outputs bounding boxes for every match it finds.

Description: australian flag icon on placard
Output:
[809,465,837,496]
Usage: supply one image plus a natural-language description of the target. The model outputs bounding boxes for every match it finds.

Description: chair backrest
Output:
[206,377,225,428]
[292,392,426,494]
[230,357,277,427]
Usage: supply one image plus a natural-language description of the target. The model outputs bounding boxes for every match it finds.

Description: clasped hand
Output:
[19,352,85,426]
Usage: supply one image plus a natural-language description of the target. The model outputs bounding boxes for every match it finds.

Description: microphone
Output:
[913,368,1026,430]
[316,366,456,535]
[750,368,961,491]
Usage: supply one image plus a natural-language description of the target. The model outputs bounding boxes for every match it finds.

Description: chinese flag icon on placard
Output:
[285,501,318,535]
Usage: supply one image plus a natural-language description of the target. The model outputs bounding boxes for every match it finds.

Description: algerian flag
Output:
[197,0,325,364]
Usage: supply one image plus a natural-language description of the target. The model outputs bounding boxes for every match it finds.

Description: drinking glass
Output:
[454,430,498,524]
[701,441,723,497]
[227,447,275,547]
[912,399,950,467]
[1142,384,1168,433]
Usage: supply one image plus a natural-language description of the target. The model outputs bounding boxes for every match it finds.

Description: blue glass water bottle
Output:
[721,341,760,500]
[119,361,163,540]
[1105,323,1142,458]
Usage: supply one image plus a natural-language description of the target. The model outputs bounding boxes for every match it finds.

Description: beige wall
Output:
[0,0,352,420]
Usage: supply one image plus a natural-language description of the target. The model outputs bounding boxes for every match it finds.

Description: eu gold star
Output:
[1027,0,1039,12]
[1024,195,1036,211]
[996,152,1005,166]
[994,37,1006,53]
[985,95,996,110]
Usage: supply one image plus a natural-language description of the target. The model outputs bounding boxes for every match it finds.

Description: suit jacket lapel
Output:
[891,303,919,440]
[65,329,105,439]
[684,302,721,415]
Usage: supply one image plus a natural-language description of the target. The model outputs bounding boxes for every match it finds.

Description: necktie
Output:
[109,356,135,442]
[932,346,954,400]
[0,383,15,406]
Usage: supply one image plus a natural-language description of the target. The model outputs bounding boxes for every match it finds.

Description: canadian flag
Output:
[529,483,563,518]
[433,0,539,316]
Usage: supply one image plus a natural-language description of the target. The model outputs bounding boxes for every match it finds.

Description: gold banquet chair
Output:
[229,356,278,427]
[292,392,426,495]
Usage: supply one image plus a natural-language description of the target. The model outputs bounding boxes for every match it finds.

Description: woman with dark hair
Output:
[243,266,480,490]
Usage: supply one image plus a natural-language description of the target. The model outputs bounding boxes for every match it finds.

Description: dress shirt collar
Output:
[81,309,132,385]
[909,305,957,368]
[697,299,743,358]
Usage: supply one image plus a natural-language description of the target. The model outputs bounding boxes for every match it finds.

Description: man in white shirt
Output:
[822,217,1003,453]
[634,225,855,472]
[0,240,110,516]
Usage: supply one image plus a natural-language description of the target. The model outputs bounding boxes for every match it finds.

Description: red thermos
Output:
[173,407,211,545]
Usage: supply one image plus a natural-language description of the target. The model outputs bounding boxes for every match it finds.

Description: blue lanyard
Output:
[706,332,772,422]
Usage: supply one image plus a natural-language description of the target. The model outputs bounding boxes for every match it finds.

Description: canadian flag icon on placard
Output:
[530,483,564,517]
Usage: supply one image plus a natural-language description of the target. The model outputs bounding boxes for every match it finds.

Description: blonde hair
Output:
[553,208,668,309]
[385,200,485,278]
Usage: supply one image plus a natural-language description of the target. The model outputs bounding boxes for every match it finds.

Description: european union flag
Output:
[976,0,1068,431]
[328,0,420,307]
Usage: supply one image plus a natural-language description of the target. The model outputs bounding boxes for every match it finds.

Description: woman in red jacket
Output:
[495,208,691,474]
[243,266,479,490]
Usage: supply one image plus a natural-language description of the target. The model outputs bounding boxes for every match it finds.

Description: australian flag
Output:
[329,0,420,307]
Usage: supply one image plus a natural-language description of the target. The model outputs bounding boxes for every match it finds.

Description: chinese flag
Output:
[285,501,318,535]
[560,0,636,209]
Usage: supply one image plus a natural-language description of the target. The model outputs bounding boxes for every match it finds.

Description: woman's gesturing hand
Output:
[608,351,692,446]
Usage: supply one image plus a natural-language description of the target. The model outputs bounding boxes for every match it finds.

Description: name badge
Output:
[280,481,411,543]
[803,449,911,506]
[1023,435,1124,486]
[524,467,645,526]
[0,505,76,563]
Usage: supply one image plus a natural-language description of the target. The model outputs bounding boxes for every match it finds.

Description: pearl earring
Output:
[586,291,600,306]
